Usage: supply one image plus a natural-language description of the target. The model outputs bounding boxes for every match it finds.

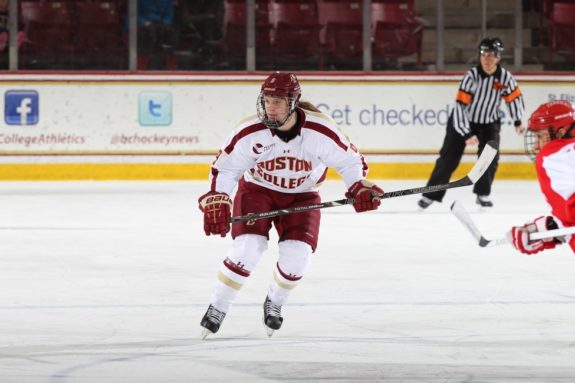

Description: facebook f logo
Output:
[139,92,172,126]
[5,90,39,126]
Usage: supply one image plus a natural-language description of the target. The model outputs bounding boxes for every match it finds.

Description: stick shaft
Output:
[231,176,472,223]
[230,198,353,223]
[451,200,575,247]
[490,226,575,246]
[531,226,575,240]
[231,140,497,224]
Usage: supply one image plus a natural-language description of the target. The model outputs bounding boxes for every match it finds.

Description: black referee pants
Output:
[422,117,501,202]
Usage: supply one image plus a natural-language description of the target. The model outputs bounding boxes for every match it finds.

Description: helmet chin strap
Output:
[565,124,575,138]
[268,110,296,130]
[265,112,290,129]
[549,123,574,140]
[548,127,557,140]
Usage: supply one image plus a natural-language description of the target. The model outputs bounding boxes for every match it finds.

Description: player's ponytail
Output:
[297,100,321,113]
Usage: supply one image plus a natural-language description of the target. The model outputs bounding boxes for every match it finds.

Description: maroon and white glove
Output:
[508,216,558,255]
[198,191,232,237]
[345,180,384,213]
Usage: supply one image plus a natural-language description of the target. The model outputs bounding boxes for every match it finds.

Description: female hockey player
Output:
[509,100,575,254]
[197,72,384,337]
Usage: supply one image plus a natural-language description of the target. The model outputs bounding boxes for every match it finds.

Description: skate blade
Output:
[262,316,275,337]
[476,204,493,211]
[264,323,276,338]
[201,327,213,340]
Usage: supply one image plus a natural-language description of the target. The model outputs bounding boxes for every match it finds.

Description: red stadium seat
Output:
[268,0,322,69]
[371,1,423,68]
[537,0,575,45]
[540,0,575,22]
[20,1,75,69]
[73,1,127,69]
[223,0,272,69]
[548,2,575,66]
[317,0,363,69]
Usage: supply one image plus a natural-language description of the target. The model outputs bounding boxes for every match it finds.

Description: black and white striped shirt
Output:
[452,65,525,137]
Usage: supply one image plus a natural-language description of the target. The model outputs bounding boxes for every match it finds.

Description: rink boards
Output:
[0,73,573,180]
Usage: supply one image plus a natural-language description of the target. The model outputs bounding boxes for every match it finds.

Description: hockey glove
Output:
[346,180,384,213]
[198,191,232,237]
[508,216,559,255]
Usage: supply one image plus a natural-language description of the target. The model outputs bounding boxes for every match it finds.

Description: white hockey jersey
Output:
[209,108,368,196]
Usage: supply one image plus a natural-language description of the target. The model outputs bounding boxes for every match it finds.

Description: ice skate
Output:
[476,195,493,208]
[263,296,283,337]
[200,304,226,339]
[417,196,434,209]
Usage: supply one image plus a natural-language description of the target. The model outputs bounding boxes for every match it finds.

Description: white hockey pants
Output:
[210,234,312,312]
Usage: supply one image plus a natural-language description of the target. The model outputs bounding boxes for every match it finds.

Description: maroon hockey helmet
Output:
[257,72,301,129]
[524,100,575,158]
[260,72,301,99]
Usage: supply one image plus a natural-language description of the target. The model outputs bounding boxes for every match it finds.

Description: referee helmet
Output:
[478,37,504,57]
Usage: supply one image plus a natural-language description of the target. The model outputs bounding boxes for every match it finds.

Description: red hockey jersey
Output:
[535,138,575,252]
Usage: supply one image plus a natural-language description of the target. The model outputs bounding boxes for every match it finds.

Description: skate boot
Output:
[200,304,226,339]
[263,296,283,337]
[417,196,434,209]
[476,195,493,208]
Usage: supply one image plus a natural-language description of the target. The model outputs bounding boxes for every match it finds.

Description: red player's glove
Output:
[198,191,232,237]
[508,216,559,255]
[345,180,384,213]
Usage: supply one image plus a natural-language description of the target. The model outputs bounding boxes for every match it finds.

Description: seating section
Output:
[268,0,322,69]
[17,0,427,70]
[74,1,126,69]
[19,0,127,70]
[539,0,575,31]
[318,0,363,69]
[547,1,575,66]
[20,1,75,69]
[223,0,272,69]
[371,1,423,68]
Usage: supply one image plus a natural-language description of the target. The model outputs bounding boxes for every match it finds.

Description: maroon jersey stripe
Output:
[303,121,348,151]
[224,123,268,154]
[317,168,328,184]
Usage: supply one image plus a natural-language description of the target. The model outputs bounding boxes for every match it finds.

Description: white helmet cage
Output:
[523,129,540,161]
[256,93,299,129]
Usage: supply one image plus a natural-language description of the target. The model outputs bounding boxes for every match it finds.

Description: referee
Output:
[418,37,525,209]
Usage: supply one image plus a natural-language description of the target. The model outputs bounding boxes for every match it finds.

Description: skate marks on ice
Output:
[5,335,575,383]
[2,180,575,382]
[214,360,575,383]
[2,338,276,383]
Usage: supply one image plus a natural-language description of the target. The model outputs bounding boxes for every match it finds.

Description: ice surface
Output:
[0,180,574,383]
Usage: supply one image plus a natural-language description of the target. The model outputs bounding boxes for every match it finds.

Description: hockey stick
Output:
[230,140,498,223]
[450,200,575,247]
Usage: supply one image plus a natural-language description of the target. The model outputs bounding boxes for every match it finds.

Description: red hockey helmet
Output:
[257,72,301,129]
[524,100,575,158]
[528,100,575,134]
[261,72,301,99]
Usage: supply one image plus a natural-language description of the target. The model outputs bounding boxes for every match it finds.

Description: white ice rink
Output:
[1,179,574,383]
